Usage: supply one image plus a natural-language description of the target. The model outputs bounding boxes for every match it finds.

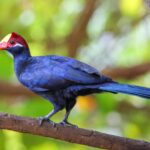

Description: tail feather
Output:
[99,82,150,99]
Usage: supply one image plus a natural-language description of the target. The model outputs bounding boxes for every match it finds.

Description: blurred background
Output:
[0,0,150,149]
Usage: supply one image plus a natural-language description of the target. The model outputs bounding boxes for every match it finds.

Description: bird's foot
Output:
[58,120,78,128]
[38,116,56,127]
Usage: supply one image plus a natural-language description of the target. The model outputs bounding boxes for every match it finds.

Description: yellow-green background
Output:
[0,0,150,150]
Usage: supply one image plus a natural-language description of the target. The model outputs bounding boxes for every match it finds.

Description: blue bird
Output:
[0,32,150,126]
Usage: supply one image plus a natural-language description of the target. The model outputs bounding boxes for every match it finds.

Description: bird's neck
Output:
[14,49,31,76]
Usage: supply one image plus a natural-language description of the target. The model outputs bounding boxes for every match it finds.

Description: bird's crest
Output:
[0,32,29,49]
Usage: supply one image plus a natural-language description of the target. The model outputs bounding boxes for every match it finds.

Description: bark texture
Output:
[0,113,150,150]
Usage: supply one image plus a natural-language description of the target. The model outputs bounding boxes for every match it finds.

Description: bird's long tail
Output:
[99,82,150,99]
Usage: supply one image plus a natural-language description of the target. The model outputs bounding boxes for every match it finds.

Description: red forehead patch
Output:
[9,32,29,49]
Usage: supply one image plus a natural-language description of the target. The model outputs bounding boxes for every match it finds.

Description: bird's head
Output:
[0,32,30,56]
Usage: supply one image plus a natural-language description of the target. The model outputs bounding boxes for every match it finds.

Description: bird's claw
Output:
[38,117,56,127]
[58,121,78,128]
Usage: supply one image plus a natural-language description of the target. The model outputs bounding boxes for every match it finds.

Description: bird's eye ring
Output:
[10,40,15,45]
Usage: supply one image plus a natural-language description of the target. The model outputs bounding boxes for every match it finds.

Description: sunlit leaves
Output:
[119,0,143,17]
[0,0,150,149]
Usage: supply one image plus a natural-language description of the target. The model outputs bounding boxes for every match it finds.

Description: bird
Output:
[0,32,150,127]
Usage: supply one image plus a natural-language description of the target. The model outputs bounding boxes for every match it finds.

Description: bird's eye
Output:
[10,40,15,45]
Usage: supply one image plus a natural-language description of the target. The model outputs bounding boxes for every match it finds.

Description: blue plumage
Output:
[0,33,150,126]
[9,46,150,126]
[99,82,150,99]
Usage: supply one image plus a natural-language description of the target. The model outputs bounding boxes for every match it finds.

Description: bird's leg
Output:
[38,106,61,126]
[59,110,77,128]
[58,100,77,128]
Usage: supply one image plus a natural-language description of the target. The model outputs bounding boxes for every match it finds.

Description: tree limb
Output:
[67,0,99,57]
[0,113,150,150]
[117,101,150,116]
[0,80,35,97]
[102,62,150,80]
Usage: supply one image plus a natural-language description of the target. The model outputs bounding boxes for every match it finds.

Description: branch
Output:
[67,0,99,57]
[102,62,150,80]
[0,80,35,97]
[117,101,150,116]
[0,113,150,150]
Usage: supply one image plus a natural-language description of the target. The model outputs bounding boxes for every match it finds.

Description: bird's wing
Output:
[48,55,111,84]
[19,55,111,92]
[50,55,100,76]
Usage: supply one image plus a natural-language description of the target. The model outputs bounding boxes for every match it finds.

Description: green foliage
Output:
[0,52,13,80]
[0,0,150,149]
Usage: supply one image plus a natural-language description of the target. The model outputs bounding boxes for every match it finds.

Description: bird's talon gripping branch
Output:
[58,121,78,128]
[38,117,55,127]
[38,117,48,126]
